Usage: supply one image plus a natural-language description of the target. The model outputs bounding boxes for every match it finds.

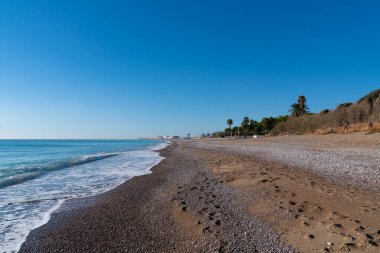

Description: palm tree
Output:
[298,96,306,110]
[227,119,233,138]
[241,116,250,138]
[289,96,309,117]
[289,103,302,117]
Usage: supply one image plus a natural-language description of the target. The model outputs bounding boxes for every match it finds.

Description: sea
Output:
[0,139,168,253]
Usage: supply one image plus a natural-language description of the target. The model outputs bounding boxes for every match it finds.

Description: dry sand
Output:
[20,134,380,252]
[188,133,380,252]
[20,143,294,253]
[193,133,380,190]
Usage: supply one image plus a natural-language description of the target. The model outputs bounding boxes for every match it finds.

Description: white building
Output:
[159,136,180,140]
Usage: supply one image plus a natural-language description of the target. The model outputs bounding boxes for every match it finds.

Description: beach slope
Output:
[20,143,293,253]
[20,134,380,252]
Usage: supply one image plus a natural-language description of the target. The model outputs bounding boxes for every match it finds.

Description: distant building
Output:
[159,136,180,140]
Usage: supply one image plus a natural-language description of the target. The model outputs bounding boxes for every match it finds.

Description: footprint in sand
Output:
[202,227,213,233]
[356,225,366,231]
[209,212,217,217]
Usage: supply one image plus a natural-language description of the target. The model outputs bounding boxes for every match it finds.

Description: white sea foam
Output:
[0,152,120,188]
[0,141,170,253]
[149,141,171,151]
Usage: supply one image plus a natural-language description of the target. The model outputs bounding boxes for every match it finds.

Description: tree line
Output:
[209,115,288,138]
[209,89,380,138]
[273,89,380,135]
[210,95,308,138]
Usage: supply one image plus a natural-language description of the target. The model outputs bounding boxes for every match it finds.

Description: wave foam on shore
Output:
[0,141,170,253]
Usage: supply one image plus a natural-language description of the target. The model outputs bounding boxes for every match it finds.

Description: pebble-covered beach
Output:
[20,143,295,253]
[19,134,380,252]
[193,133,380,191]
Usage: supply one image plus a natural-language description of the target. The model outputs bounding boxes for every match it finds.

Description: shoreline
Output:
[19,142,294,253]
[19,145,172,252]
[16,142,168,253]
[19,135,380,252]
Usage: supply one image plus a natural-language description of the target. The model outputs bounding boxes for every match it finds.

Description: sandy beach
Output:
[4,1,380,252]
[20,134,380,252]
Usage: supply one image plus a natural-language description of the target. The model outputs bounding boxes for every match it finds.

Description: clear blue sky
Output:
[0,1,379,138]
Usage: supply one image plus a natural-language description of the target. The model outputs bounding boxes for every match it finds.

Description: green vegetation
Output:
[221,115,288,138]
[226,119,233,138]
[210,89,380,138]
[289,95,310,117]
[272,89,380,135]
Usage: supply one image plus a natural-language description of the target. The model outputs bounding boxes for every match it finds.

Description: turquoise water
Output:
[0,139,167,253]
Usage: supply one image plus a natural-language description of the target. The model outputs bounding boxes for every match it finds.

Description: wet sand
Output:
[19,143,293,253]
[20,135,380,252]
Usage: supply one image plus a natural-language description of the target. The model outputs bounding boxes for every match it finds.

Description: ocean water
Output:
[0,139,168,253]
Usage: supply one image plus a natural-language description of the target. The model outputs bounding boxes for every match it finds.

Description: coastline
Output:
[19,142,294,253]
[19,135,380,252]
[15,141,167,253]
[19,145,174,253]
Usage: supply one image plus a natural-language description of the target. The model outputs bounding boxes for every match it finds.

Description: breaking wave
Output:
[0,153,120,188]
